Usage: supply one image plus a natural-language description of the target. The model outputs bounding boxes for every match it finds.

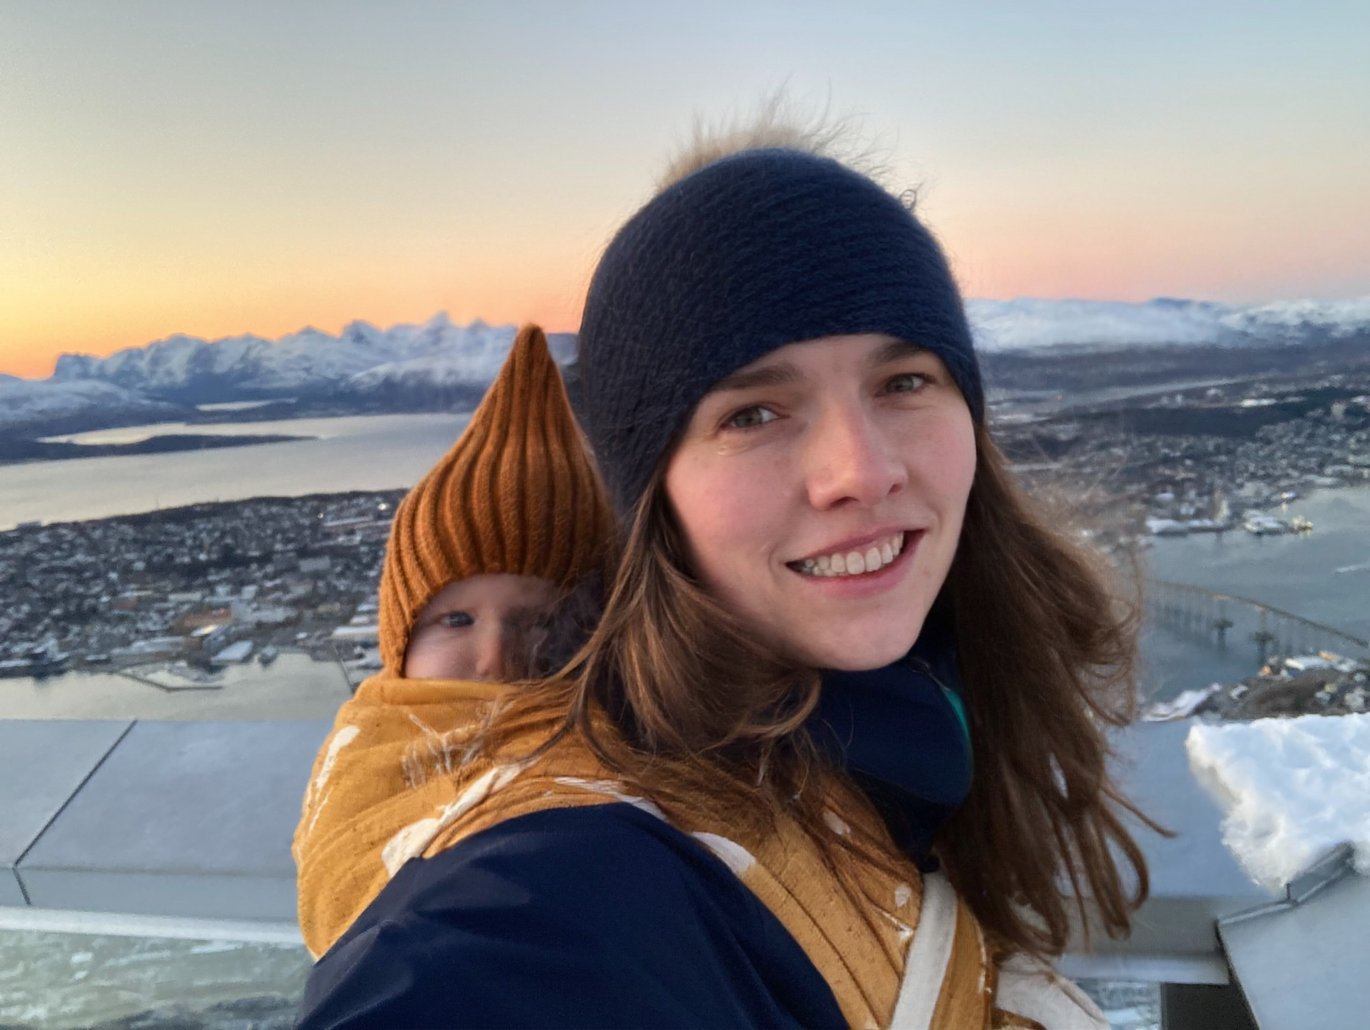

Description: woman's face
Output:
[664,333,975,671]
[403,573,558,680]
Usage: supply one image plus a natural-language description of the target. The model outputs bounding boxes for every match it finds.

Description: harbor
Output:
[0,653,351,721]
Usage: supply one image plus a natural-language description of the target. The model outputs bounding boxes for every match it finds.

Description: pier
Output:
[1147,579,1369,663]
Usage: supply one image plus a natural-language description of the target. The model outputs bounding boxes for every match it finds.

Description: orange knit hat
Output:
[377,324,615,673]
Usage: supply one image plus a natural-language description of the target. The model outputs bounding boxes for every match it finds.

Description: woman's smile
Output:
[787,528,910,577]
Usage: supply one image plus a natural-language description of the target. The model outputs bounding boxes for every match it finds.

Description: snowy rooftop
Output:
[1187,713,1370,892]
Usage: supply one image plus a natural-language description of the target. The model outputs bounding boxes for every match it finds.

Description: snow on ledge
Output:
[1186,714,1370,893]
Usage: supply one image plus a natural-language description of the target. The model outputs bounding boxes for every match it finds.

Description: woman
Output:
[297,132,1152,1028]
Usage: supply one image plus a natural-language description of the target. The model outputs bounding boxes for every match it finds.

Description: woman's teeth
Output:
[793,533,905,577]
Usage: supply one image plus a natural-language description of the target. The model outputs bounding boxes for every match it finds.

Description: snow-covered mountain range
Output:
[5,299,1366,433]
[1,376,183,430]
[47,314,572,399]
[5,316,576,434]
[967,296,1370,350]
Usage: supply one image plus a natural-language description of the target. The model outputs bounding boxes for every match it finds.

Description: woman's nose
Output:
[803,405,907,510]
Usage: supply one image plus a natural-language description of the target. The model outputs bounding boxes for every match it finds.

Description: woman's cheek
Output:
[668,451,758,581]
[901,405,976,509]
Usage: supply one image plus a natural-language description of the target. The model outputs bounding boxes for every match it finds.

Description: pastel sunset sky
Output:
[3,0,1368,378]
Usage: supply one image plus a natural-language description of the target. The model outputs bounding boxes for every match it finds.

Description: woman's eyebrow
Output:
[870,339,927,367]
[709,361,800,394]
[707,340,925,396]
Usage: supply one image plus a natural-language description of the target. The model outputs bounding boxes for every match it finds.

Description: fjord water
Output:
[0,653,352,721]
[1141,486,1370,697]
[0,930,309,1029]
[1,412,472,531]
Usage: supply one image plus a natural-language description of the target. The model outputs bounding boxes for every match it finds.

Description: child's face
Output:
[403,573,559,681]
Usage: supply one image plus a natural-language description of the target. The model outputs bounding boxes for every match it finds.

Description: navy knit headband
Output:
[575,148,983,514]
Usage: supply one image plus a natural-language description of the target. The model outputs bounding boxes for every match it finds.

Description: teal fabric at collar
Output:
[810,618,973,865]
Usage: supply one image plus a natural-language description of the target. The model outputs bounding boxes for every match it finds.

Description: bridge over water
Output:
[1147,578,1369,664]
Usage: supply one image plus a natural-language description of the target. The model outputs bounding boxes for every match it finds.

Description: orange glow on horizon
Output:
[5,183,1367,381]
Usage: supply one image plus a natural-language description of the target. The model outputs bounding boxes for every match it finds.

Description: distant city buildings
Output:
[997,380,1370,548]
[0,491,402,676]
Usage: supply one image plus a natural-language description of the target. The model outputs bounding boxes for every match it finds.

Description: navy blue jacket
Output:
[298,803,845,1028]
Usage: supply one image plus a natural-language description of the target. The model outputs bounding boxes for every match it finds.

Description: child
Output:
[376,322,612,681]
[293,324,613,958]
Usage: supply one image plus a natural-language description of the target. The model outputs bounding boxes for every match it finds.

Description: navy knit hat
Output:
[576,148,983,513]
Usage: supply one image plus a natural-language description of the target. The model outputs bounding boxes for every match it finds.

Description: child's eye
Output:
[885,372,928,394]
[723,405,779,430]
[441,611,474,628]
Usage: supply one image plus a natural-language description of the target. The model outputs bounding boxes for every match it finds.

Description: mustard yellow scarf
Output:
[295,675,1102,1029]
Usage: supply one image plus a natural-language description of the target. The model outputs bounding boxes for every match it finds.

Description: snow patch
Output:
[894,882,914,910]
[1186,714,1370,892]
[312,725,360,796]
[26,298,1370,413]
[823,810,851,836]
[552,777,667,820]
[380,815,443,876]
[691,832,757,876]
[381,762,525,875]
[880,908,916,946]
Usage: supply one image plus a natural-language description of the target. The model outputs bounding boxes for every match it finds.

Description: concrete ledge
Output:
[0,720,132,907]
[1219,860,1370,1029]
[8,719,330,921]
[1100,718,1270,980]
[17,868,300,923]
[0,715,1287,989]
[0,904,303,945]
[1059,949,1230,987]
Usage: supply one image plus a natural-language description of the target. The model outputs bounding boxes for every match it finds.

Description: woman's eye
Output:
[723,405,778,430]
[441,611,474,628]
[885,372,928,394]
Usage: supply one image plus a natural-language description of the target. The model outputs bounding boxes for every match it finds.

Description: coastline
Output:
[0,433,312,467]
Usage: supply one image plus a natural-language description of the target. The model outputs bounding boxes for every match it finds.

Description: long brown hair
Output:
[481,418,1156,957]
[939,425,1157,954]
[483,477,832,844]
